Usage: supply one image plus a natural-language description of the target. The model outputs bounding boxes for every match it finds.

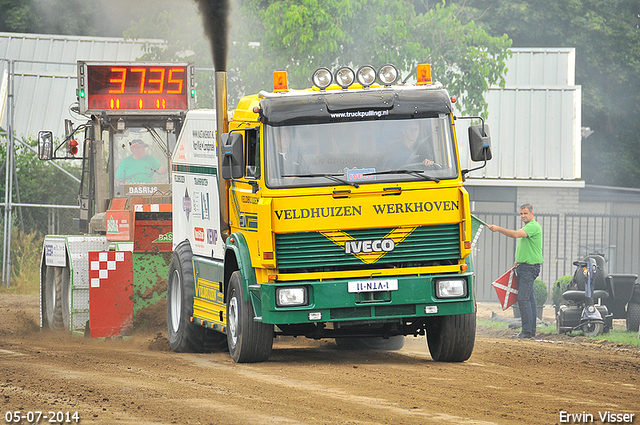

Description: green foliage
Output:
[122,0,511,116]
[552,275,573,306]
[6,228,42,294]
[0,137,81,236]
[0,0,165,37]
[534,278,548,306]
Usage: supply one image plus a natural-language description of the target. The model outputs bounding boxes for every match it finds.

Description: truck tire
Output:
[226,270,273,363]
[425,313,476,362]
[626,302,640,332]
[43,266,63,331]
[335,336,405,351]
[59,265,71,331]
[167,241,227,353]
[43,266,71,331]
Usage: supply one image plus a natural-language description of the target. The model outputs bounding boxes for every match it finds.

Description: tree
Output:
[0,138,81,237]
[124,0,511,116]
[451,0,640,188]
[0,0,165,37]
[252,0,511,115]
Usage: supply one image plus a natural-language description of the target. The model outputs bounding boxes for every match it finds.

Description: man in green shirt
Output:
[488,203,543,338]
[116,139,167,184]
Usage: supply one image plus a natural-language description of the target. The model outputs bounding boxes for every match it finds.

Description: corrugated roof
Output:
[459,48,582,183]
[0,32,163,140]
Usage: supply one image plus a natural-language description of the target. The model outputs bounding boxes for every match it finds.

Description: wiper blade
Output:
[363,169,440,183]
[282,173,359,188]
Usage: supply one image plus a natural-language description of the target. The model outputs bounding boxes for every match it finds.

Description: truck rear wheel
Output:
[226,270,273,363]
[167,241,227,353]
[43,266,70,331]
[425,313,476,362]
[626,302,640,332]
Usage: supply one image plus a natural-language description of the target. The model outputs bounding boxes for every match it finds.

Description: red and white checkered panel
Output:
[88,251,133,337]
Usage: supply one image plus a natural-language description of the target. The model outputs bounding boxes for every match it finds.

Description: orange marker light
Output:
[273,71,289,92]
[416,64,432,85]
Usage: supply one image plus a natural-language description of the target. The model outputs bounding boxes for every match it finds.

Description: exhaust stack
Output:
[215,71,230,240]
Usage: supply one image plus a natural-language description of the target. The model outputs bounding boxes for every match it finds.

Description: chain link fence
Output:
[472,212,640,303]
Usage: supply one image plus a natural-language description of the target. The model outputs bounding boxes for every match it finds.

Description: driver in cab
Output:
[116,139,167,184]
[384,122,435,170]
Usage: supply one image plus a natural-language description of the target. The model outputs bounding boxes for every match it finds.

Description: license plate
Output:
[348,279,398,293]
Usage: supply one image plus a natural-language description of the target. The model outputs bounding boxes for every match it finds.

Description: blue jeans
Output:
[516,263,541,336]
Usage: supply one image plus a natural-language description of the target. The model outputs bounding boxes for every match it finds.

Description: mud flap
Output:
[88,251,133,337]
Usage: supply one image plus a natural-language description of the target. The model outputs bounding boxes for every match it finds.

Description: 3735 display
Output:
[77,62,195,114]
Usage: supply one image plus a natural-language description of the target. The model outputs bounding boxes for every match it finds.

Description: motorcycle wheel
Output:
[581,322,604,337]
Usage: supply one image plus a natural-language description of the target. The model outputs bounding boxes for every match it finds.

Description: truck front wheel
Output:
[425,313,476,362]
[226,270,273,363]
[167,241,227,352]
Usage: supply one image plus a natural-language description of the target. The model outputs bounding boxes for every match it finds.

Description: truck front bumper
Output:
[249,272,475,325]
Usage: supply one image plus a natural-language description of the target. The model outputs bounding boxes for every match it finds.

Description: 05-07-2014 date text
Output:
[4,411,79,424]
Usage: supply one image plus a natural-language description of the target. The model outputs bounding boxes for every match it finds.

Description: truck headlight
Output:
[435,279,467,298]
[276,287,308,307]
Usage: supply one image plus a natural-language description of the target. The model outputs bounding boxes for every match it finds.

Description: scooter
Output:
[556,254,612,336]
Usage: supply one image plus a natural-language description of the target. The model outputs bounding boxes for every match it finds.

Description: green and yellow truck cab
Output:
[168,64,492,362]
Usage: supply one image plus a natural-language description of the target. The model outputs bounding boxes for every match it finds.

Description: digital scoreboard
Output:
[77,61,196,114]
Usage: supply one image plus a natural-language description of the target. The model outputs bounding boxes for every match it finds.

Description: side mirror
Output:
[468,124,492,162]
[221,132,244,179]
[38,131,54,160]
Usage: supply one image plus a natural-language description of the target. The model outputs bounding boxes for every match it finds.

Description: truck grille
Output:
[275,224,460,273]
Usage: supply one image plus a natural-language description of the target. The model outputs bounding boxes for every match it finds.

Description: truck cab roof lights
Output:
[378,64,399,86]
[356,65,377,88]
[312,68,333,90]
[273,71,289,92]
[335,66,355,89]
[416,64,433,85]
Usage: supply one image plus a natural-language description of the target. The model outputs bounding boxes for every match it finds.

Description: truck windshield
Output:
[264,116,458,188]
[113,126,173,196]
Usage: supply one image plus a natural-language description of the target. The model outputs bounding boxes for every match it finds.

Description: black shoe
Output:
[512,332,533,339]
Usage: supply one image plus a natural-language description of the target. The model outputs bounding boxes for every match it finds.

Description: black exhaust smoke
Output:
[193,0,230,71]
[194,0,231,239]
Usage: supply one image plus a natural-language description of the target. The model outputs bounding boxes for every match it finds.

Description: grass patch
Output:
[477,318,640,347]
[592,329,640,347]
[0,229,43,295]
[477,318,555,334]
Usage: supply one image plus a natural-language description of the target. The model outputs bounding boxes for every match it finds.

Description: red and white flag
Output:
[492,267,519,310]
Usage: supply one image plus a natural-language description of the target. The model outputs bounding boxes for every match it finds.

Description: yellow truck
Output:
[168,64,492,362]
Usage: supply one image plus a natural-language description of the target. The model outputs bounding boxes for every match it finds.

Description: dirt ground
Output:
[1,294,639,425]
